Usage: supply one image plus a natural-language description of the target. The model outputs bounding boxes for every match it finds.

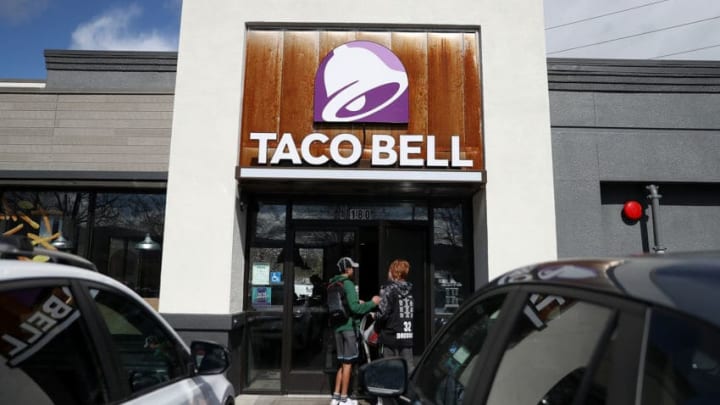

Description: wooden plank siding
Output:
[239,29,484,171]
[240,30,283,167]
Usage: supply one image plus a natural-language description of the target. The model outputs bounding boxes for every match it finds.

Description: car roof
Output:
[0,259,126,288]
[487,251,720,328]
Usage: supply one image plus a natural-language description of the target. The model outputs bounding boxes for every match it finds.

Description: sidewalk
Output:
[235,394,371,405]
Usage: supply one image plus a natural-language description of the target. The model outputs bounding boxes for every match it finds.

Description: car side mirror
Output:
[190,340,231,375]
[360,357,408,397]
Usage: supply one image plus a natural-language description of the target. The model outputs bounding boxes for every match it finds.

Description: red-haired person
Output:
[374,259,414,369]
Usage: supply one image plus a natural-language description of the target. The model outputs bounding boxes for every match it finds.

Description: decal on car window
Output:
[1,287,80,366]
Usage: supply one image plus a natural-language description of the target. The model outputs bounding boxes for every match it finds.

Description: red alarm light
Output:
[622,200,643,221]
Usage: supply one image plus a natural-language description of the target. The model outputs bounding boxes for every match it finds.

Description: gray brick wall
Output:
[0,92,172,173]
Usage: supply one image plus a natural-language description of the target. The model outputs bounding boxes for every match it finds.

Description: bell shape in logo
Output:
[314,41,409,124]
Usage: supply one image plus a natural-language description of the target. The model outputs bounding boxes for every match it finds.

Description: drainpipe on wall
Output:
[646,184,667,254]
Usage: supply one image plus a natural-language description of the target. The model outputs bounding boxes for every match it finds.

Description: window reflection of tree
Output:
[432,205,467,328]
[1,191,90,250]
[434,206,463,247]
[92,194,166,298]
[294,231,353,283]
[1,191,166,298]
[255,204,286,241]
[94,194,166,237]
[1,191,166,241]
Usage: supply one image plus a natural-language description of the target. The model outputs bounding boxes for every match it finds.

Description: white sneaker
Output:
[330,399,339,405]
[341,399,358,405]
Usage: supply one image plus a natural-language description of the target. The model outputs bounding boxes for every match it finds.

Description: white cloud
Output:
[71,4,178,51]
[0,0,49,24]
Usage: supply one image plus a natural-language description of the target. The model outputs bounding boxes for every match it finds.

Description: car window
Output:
[89,287,188,396]
[411,293,507,405]
[486,293,616,405]
[0,285,108,404]
[641,309,720,405]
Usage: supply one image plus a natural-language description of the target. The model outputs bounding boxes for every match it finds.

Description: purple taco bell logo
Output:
[314,40,409,124]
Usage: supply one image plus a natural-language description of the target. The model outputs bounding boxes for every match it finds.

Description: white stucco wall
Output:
[160,0,557,313]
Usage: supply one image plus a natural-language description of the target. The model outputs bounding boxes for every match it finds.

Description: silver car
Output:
[0,236,235,404]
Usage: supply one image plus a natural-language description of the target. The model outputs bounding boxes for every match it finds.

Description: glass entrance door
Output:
[242,199,474,394]
[286,229,356,392]
[244,203,286,392]
[285,224,430,391]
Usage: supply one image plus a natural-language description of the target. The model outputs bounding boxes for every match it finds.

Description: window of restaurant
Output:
[0,189,165,305]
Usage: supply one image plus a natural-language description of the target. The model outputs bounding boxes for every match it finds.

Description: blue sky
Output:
[0,0,181,79]
[1,0,719,80]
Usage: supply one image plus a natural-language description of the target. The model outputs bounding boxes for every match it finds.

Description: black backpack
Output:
[327,279,349,327]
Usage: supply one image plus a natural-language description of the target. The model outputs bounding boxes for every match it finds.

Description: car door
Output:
[480,286,645,405]
[401,285,645,405]
[403,289,514,404]
[0,280,112,404]
[80,283,227,404]
[638,307,720,404]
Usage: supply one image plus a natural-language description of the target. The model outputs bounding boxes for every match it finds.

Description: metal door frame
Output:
[282,222,361,394]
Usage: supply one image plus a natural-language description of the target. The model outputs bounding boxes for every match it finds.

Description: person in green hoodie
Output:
[330,256,380,405]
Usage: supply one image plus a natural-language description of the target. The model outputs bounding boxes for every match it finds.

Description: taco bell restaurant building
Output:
[0,0,558,394]
[159,0,555,393]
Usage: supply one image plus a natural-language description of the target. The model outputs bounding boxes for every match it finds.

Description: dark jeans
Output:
[382,346,414,371]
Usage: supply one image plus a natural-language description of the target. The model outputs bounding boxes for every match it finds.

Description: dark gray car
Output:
[362,252,720,405]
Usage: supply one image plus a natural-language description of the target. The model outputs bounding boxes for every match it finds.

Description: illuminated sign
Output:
[250,132,472,167]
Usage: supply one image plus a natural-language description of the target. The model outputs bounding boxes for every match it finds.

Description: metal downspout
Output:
[646,184,667,254]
